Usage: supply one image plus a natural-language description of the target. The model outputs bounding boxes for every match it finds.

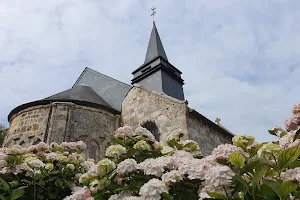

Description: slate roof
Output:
[144,22,168,64]
[44,85,111,108]
[73,67,132,112]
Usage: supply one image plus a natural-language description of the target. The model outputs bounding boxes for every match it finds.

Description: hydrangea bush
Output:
[1,103,300,200]
[0,141,91,199]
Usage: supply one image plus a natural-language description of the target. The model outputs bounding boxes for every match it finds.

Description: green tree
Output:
[0,123,7,146]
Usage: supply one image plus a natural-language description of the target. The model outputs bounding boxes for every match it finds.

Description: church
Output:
[3,22,233,160]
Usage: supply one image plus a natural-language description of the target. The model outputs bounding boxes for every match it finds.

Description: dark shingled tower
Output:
[131,22,185,100]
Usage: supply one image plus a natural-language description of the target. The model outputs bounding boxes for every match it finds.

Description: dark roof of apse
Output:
[144,22,168,64]
[44,85,111,108]
[8,68,132,121]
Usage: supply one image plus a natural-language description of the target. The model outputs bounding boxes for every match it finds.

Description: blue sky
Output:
[0,0,299,142]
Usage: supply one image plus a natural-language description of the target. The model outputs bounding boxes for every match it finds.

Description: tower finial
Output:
[151,7,156,23]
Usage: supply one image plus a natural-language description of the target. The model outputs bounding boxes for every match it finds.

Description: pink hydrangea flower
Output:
[292,103,300,114]
[285,113,300,131]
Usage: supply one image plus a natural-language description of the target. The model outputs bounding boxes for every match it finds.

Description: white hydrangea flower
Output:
[289,139,300,148]
[279,131,295,149]
[123,197,144,200]
[105,145,127,158]
[6,146,24,155]
[161,146,174,155]
[50,142,59,149]
[177,155,217,180]
[282,168,300,183]
[108,191,133,200]
[97,158,116,176]
[117,159,137,175]
[46,152,61,161]
[173,150,194,159]
[76,141,87,151]
[199,165,234,196]
[114,126,134,138]
[79,173,90,184]
[257,143,281,158]
[63,186,94,200]
[82,161,96,171]
[89,179,99,191]
[139,179,167,200]
[133,140,151,151]
[68,154,77,162]
[98,177,111,190]
[166,129,185,141]
[28,159,45,168]
[161,170,183,183]
[212,144,249,160]
[60,142,70,149]
[0,152,7,160]
[0,160,6,170]
[134,127,155,142]
[137,158,165,177]
[198,191,211,200]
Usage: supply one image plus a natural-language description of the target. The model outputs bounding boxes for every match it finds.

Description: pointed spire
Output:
[144,22,168,64]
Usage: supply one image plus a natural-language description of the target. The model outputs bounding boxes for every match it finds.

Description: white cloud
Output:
[0,0,299,142]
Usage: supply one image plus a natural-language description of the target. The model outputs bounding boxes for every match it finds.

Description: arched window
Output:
[142,121,159,141]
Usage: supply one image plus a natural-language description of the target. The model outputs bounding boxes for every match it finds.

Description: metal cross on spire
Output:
[151,7,156,22]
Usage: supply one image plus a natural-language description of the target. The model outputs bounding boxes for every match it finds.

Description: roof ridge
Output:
[85,67,132,87]
[72,67,88,88]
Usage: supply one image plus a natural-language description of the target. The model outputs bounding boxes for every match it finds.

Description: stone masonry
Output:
[4,105,49,147]
[122,85,189,142]
[4,102,119,161]
[187,110,233,156]
[122,85,233,153]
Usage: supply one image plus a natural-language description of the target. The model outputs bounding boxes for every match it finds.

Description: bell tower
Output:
[131,22,185,100]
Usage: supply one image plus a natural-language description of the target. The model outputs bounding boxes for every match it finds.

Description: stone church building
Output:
[3,22,233,159]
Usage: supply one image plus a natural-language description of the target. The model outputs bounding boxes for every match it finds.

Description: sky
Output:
[0,0,300,142]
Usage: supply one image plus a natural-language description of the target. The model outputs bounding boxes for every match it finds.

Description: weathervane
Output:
[151,7,156,22]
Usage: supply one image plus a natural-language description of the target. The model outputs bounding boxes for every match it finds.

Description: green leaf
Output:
[278,146,300,170]
[10,187,25,200]
[260,180,281,200]
[252,164,269,187]
[0,177,10,192]
[288,159,300,168]
[280,180,298,199]
[49,170,60,175]
[207,192,227,199]
[232,175,248,192]
[110,137,125,146]
[280,131,287,138]
[293,129,300,141]
[268,130,278,136]
[228,152,245,168]
[166,140,182,150]
[161,192,173,200]
[48,193,57,199]
[8,181,18,188]
[0,195,7,200]
[240,160,260,174]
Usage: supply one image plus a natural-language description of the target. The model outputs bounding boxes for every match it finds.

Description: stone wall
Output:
[4,102,119,161]
[4,105,50,147]
[122,85,189,142]
[187,110,233,156]
[64,104,119,160]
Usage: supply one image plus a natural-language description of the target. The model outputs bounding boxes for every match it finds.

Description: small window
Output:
[142,121,159,141]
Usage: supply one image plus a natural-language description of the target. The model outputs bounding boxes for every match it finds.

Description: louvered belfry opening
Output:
[142,121,159,141]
